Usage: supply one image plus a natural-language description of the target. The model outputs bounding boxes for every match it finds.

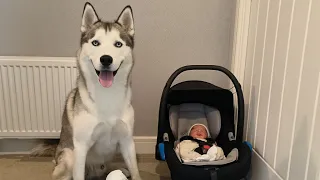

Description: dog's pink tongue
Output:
[99,71,113,88]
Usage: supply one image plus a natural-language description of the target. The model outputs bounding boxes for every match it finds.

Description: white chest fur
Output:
[95,89,127,120]
[78,84,132,163]
[85,80,131,120]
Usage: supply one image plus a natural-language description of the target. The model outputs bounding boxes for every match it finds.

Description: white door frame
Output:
[230,0,252,136]
[231,0,252,86]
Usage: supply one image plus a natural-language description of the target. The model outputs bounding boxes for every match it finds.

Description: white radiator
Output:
[0,56,77,138]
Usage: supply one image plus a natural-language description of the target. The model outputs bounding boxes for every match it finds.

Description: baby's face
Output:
[190,125,208,139]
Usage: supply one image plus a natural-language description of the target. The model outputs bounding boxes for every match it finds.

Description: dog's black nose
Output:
[100,55,113,66]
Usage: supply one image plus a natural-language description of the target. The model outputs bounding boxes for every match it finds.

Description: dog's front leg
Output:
[119,136,141,180]
[72,118,100,180]
[119,105,141,180]
[73,140,89,180]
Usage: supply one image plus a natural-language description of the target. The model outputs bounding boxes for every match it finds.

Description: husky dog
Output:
[31,2,141,180]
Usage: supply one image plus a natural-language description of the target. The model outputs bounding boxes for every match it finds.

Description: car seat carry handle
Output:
[159,65,245,143]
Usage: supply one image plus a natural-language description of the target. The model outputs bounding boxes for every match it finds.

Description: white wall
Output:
[0,0,236,136]
[243,0,320,179]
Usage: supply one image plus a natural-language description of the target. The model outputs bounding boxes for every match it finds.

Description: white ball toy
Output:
[106,170,128,180]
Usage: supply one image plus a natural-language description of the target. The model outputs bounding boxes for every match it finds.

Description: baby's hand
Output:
[215,146,226,160]
[207,145,226,161]
[196,154,211,161]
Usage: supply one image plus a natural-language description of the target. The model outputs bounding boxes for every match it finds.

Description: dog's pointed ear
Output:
[81,2,99,33]
[116,6,134,36]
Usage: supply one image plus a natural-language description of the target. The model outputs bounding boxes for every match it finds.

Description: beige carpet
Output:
[0,154,171,180]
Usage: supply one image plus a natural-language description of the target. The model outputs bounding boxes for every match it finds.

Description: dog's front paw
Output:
[131,177,142,180]
[118,168,130,178]
[131,175,142,180]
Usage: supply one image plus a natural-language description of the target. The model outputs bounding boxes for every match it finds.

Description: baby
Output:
[175,123,226,162]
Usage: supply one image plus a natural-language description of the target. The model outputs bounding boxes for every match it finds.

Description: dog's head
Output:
[79,2,134,88]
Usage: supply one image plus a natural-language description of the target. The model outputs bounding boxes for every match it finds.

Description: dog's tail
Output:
[30,139,59,157]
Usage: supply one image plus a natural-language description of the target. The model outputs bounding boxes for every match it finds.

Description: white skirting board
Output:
[0,136,157,155]
[251,149,283,180]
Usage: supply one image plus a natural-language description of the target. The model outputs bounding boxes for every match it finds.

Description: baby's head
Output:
[188,123,210,139]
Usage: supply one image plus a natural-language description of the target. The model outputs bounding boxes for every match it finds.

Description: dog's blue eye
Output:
[92,40,100,46]
[114,41,123,48]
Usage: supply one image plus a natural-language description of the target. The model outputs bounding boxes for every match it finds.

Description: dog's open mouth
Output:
[93,61,123,88]
[95,70,118,88]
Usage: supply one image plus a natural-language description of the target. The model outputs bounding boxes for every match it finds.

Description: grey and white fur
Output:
[31,2,141,180]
